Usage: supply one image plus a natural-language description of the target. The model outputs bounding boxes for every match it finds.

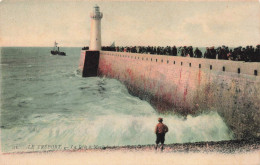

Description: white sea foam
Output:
[1,103,233,152]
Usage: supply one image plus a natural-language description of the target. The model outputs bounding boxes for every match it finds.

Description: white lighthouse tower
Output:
[89,5,103,51]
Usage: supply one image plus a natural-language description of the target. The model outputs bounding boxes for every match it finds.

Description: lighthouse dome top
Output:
[94,5,100,12]
[90,5,103,20]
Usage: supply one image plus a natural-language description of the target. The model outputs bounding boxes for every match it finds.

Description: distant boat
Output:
[50,41,66,56]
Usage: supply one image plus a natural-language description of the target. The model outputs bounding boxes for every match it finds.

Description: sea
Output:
[0,47,233,153]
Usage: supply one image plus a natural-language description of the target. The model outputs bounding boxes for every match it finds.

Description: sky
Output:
[0,0,259,47]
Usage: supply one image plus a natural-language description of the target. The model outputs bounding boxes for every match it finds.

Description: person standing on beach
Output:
[155,118,168,151]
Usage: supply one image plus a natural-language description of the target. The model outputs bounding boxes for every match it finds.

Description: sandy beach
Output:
[1,140,259,165]
[1,150,259,165]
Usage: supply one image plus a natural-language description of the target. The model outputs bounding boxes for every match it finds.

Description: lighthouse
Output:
[89,5,103,51]
[79,5,103,77]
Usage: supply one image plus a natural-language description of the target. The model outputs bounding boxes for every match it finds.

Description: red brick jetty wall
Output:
[80,50,260,139]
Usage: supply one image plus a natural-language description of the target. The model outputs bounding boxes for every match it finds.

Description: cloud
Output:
[164,2,260,46]
[0,1,259,47]
[102,2,259,47]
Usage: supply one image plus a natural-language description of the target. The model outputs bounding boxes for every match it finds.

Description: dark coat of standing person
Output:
[155,118,168,151]
[194,48,202,58]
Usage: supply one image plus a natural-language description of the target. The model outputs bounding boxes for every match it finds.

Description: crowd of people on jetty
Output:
[82,45,260,62]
